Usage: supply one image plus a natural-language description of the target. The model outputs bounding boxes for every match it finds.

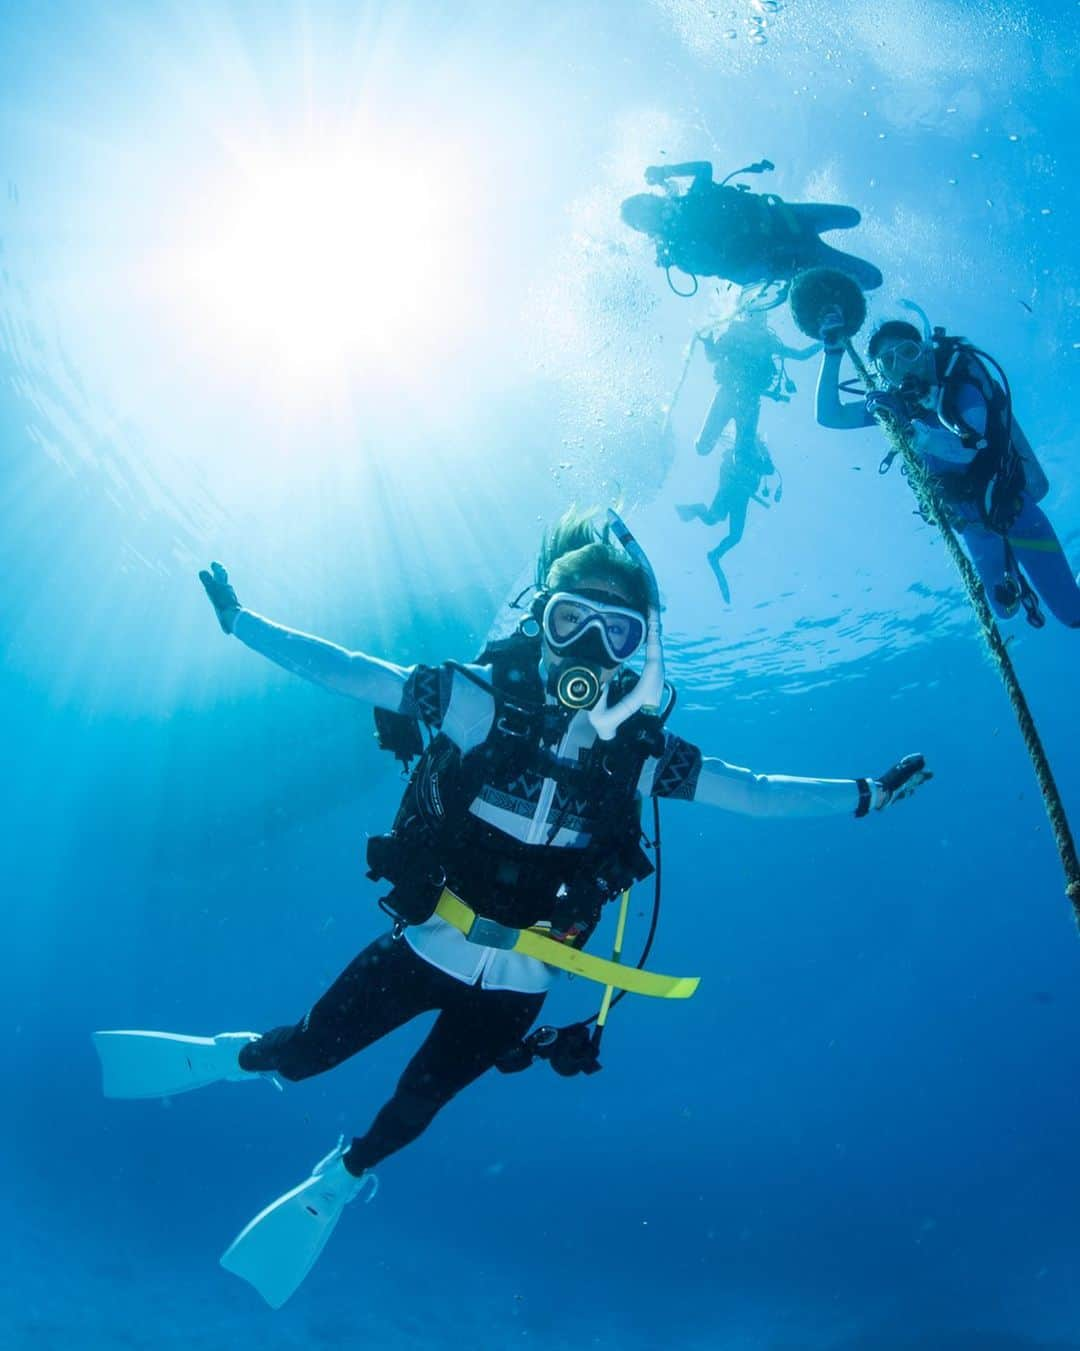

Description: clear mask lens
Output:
[875,339,925,383]
[543,594,646,664]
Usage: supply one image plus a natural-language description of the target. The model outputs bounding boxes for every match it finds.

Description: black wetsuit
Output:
[241,935,543,1172]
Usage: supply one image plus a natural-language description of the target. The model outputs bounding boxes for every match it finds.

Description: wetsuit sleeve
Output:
[232,610,410,708]
[815,351,874,430]
[231,613,496,747]
[638,733,866,818]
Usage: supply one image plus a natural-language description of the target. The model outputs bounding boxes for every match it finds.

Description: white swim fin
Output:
[92,1030,261,1099]
[220,1138,377,1308]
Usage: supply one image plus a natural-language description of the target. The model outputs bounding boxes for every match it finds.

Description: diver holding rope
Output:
[815,302,1080,629]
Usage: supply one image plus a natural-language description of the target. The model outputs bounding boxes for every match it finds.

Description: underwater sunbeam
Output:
[167,133,473,390]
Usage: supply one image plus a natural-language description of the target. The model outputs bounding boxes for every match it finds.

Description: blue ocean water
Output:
[4,1,1080,1346]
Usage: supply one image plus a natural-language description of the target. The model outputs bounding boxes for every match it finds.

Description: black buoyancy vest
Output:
[367,633,667,931]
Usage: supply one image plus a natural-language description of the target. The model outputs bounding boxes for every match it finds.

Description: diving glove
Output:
[874,753,931,809]
[865,389,912,425]
[199,561,241,634]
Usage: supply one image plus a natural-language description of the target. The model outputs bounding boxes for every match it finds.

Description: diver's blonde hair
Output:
[537,507,650,615]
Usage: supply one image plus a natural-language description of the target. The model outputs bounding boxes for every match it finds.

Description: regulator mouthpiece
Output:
[555,664,603,711]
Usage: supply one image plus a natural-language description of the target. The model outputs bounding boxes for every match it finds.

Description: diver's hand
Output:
[865,389,911,425]
[873,754,931,810]
[819,305,846,353]
[643,165,667,186]
[199,561,241,634]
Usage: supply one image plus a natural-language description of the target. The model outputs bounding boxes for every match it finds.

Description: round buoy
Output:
[789,267,868,341]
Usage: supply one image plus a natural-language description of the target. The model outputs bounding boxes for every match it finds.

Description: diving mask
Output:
[873,338,931,389]
[542,592,647,666]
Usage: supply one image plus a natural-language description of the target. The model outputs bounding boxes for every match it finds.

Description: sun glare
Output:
[171,135,473,388]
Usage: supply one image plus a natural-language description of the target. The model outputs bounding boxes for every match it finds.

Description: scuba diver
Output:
[620,160,884,297]
[93,508,930,1309]
[816,308,1080,628]
[677,433,778,602]
[675,308,820,599]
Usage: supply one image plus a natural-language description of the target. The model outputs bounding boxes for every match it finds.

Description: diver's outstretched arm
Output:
[233,611,410,707]
[777,341,823,362]
[644,161,713,190]
[815,350,874,431]
[199,563,409,708]
[645,748,930,819]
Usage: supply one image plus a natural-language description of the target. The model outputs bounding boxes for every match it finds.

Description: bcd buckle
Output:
[465,915,521,950]
[494,704,533,739]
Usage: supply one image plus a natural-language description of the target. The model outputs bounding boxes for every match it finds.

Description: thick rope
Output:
[845,340,1080,918]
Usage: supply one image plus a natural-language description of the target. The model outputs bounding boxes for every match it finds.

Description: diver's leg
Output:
[790,203,861,234]
[691,456,738,526]
[240,933,440,1081]
[699,490,731,526]
[1007,497,1080,627]
[797,239,883,292]
[705,496,749,603]
[706,550,731,603]
[342,984,545,1174]
[695,387,736,456]
[958,519,1017,619]
[710,495,750,562]
[680,483,732,526]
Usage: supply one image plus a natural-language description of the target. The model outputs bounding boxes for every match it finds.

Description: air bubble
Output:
[1040,207,1052,216]
[1008,133,1020,142]
[970,151,982,160]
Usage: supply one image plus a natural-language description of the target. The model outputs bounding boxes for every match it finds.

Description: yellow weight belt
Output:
[434,889,700,1000]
